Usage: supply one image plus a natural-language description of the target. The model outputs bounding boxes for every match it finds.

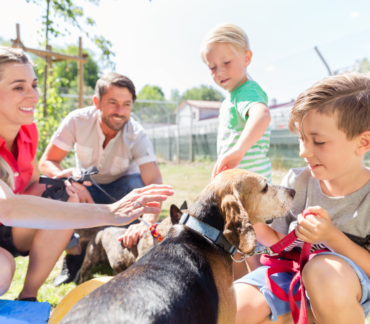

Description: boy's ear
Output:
[244,50,253,68]
[356,131,370,156]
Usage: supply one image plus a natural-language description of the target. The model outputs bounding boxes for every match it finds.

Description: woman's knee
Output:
[0,248,15,296]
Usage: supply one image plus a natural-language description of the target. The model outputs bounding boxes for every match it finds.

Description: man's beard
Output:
[101,114,128,131]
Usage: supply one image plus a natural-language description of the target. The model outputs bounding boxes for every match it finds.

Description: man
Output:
[39,73,163,285]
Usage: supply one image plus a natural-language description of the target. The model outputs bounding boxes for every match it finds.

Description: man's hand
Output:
[54,168,94,203]
[65,180,95,204]
[118,223,149,248]
[212,148,244,180]
[295,206,338,245]
[54,168,92,187]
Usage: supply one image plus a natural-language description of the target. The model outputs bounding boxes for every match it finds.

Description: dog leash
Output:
[40,166,164,242]
[260,209,329,324]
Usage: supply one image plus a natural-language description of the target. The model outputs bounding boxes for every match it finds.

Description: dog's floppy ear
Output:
[180,201,188,211]
[170,204,182,225]
[221,194,256,255]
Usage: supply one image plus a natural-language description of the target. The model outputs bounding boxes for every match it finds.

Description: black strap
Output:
[40,166,117,203]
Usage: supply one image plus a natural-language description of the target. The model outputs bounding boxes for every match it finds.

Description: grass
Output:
[3,162,368,322]
[2,162,287,307]
[3,161,221,307]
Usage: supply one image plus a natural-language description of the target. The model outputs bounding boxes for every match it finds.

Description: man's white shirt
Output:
[51,106,156,184]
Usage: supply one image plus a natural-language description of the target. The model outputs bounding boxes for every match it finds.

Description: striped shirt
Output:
[217,81,271,182]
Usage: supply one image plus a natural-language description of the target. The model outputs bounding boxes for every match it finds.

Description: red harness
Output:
[261,209,329,324]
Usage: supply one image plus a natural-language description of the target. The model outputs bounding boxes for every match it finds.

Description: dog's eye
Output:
[261,184,268,193]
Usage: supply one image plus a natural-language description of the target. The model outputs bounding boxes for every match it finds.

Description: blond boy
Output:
[200,23,271,182]
[235,72,370,324]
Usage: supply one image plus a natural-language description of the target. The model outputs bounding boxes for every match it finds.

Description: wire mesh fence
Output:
[148,127,304,168]
[52,91,370,170]
[147,118,370,171]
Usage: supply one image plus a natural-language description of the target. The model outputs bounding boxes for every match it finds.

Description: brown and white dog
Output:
[79,202,187,283]
[61,169,295,324]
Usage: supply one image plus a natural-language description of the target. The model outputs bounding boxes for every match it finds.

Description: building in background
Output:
[176,100,221,124]
[141,98,296,136]
[269,99,295,130]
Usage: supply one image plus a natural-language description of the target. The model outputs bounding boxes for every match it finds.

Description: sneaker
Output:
[53,251,85,286]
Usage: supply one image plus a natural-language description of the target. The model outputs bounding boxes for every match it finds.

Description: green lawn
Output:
[0,164,289,305]
[3,163,368,323]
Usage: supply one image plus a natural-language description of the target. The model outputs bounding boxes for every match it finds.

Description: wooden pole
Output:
[17,46,88,63]
[47,45,53,89]
[78,37,84,109]
[16,24,20,43]
[43,0,50,117]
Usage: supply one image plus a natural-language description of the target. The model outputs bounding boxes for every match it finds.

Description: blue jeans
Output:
[67,173,145,249]
[234,252,370,321]
[86,173,145,204]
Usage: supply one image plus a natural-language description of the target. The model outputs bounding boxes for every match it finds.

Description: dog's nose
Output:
[287,188,296,198]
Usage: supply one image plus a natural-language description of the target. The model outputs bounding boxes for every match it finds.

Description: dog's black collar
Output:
[179,213,236,256]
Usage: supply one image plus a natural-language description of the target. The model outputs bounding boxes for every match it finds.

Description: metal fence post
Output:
[189,102,193,162]
[176,100,180,162]
[159,104,171,161]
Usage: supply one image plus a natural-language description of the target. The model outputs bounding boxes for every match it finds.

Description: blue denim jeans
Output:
[234,252,370,321]
[86,173,145,204]
[67,173,145,249]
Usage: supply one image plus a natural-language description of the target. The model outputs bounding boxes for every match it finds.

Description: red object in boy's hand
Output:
[302,209,319,218]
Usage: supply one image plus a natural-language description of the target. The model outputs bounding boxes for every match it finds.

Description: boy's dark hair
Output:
[289,72,370,139]
[95,72,136,102]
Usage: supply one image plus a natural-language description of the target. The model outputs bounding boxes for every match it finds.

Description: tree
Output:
[0,37,11,46]
[170,89,180,102]
[24,0,114,117]
[25,0,115,68]
[182,85,224,101]
[359,58,370,73]
[50,45,100,89]
[137,85,165,101]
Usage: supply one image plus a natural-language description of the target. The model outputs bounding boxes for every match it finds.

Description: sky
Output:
[2,0,370,104]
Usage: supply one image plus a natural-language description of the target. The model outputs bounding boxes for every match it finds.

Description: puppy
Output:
[79,202,188,283]
[60,170,295,324]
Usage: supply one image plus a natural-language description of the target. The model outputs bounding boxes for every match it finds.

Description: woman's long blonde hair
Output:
[0,157,14,189]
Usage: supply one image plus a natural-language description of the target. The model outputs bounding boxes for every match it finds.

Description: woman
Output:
[0,46,173,300]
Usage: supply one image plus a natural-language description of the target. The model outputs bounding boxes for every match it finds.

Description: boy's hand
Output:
[212,148,244,179]
[295,206,337,245]
[118,223,149,248]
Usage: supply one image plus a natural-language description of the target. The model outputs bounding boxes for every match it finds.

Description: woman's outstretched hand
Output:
[108,184,174,226]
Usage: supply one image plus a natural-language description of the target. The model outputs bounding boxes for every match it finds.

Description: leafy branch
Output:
[25,0,115,68]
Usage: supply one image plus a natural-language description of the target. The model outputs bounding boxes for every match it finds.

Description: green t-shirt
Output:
[217,80,271,182]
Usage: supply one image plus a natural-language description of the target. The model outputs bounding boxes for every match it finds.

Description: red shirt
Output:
[0,123,38,194]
